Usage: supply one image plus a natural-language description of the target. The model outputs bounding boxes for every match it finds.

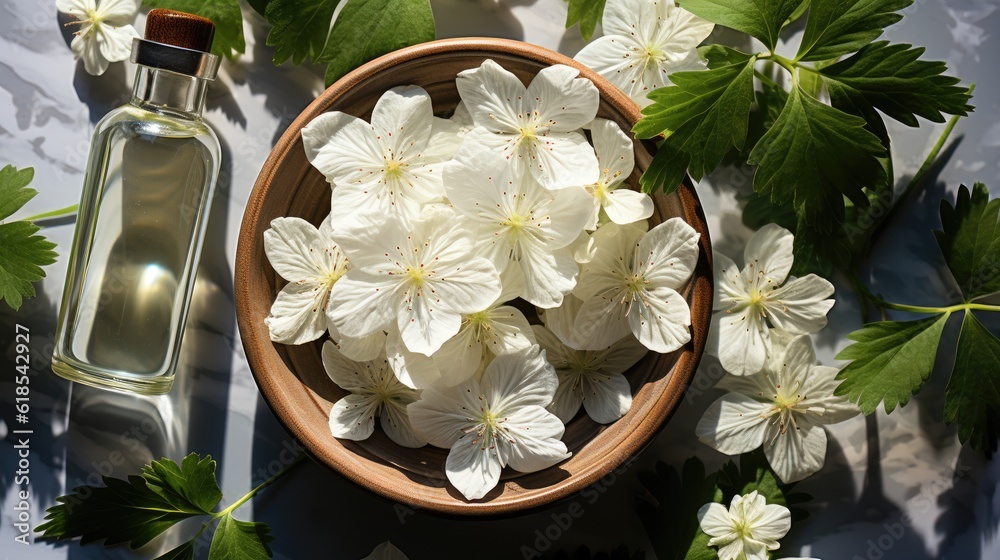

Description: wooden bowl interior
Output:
[236,39,713,516]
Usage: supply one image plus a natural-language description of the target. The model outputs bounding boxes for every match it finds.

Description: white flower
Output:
[362,541,409,560]
[407,345,570,500]
[302,86,462,227]
[444,143,592,308]
[574,0,714,107]
[696,334,860,483]
[533,324,646,424]
[263,216,347,345]
[455,59,600,190]
[322,342,425,448]
[574,218,699,352]
[58,0,140,76]
[698,491,791,560]
[326,207,501,356]
[710,224,835,376]
[584,119,653,229]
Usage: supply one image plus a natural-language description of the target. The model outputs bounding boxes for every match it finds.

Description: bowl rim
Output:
[235,37,714,517]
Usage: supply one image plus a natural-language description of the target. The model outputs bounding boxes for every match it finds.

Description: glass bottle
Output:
[52,10,222,395]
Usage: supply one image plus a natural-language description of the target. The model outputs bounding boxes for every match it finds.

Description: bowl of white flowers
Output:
[235,38,713,515]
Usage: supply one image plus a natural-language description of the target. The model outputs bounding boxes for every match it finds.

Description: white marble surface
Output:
[1,0,999,558]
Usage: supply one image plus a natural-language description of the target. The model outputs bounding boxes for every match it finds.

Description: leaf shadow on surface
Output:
[0,287,70,513]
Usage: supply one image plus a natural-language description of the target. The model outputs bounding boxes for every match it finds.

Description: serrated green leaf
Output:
[35,474,198,549]
[678,0,801,52]
[319,0,435,86]
[820,41,973,127]
[640,142,689,195]
[797,0,912,62]
[747,86,887,233]
[0,165,36,220]
[209,514,274,560]
[143,0,245,59]
[946,311,1000,452]
[565,0,607,41]
[0,165,58,311]
[697,44,755,69]
[716,450,786,507]
[141,453,223,515]
[634,49,756,184]
[934,183,1000,301]
[154,541,196,560]
[265,0,340,65]
[834,314,950,414]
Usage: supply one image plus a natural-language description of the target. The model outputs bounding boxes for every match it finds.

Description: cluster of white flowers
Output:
[696,225,859,484]
[263,59,700,500]
[57,0,140,76]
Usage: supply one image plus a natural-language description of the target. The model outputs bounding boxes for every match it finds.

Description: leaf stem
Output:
[862,295,1000,316]
[764,53,799,82]
[20,204,78,223]
[213,454,307,519]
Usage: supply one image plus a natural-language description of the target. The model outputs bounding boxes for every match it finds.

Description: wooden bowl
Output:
[235,38,713,516]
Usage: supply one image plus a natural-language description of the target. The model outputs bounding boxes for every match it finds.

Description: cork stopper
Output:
[144,9,215,53]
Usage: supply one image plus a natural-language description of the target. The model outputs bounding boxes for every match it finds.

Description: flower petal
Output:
[445,431,503,500]
[696,394,770,455]
[765,274,835,334]
[638,217,700,290]
[698,502,737,539]
[301,112,384,187]
[396,294,463,357]
[529,131,601,190]
[487,305,537,354]
[95,0,139,24]
[455,59,524,132]
[327,269,398,338]
[407,379,482,448]
[526,64,600,132]
[362,541,410,560]
[744,223,794,286]
[370,86,433,156]
[265,282,330,345]
[581,369,633,424]
[574,288,632,350]
[335,330,387,363]
[519,244,580,309]
[386,327,442,389]
[751,503,792,543]
[711,309,770,376]
[714,251,745,311]
[603,189,654,225]
[590,118,635,186]
[573,34,649,106]
[263,217,323,281]
[425,116,464,161]
[380,401,427,448]
[56,0,92,18]
[328,394,378,441]
[483,345,559,412]
[764,419,828,483]
[321,340,377,393]
[627,285,692,353]
[502,405,571,473]
[430,324,482,386]
[97,24,138,64]
[72,28,109,76]
[798,365,861,424]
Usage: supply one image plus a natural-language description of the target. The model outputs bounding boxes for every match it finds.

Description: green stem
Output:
[213,455,306,519]
[20,204,78,223]
[849,273,872,324]
[764,53,799,83]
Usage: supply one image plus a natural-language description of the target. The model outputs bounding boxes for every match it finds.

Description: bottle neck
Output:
[130,65,209,119]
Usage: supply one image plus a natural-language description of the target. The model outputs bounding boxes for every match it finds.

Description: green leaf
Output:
[934,183,1000,301]
[265,0,340,65]
[634,49,756,183]
[245,0,270,17]
[36,477,198,548]
[142,453,223,515]
[209,514,274,560]
[820,41,974,127]
[715,450,786,507]
[834,314,950,414]
[35,455,224,549]
[0,165,57,311]
[637,458,719,560]
[796,0,912,62]
[565,0,607,41]
[677,0,801,52]
[946,312,1000,452]
[143,0,246,59]
[319,0,435,86]
[154,541,196,560]
[639,142,690,196]
[747,86,887,232]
